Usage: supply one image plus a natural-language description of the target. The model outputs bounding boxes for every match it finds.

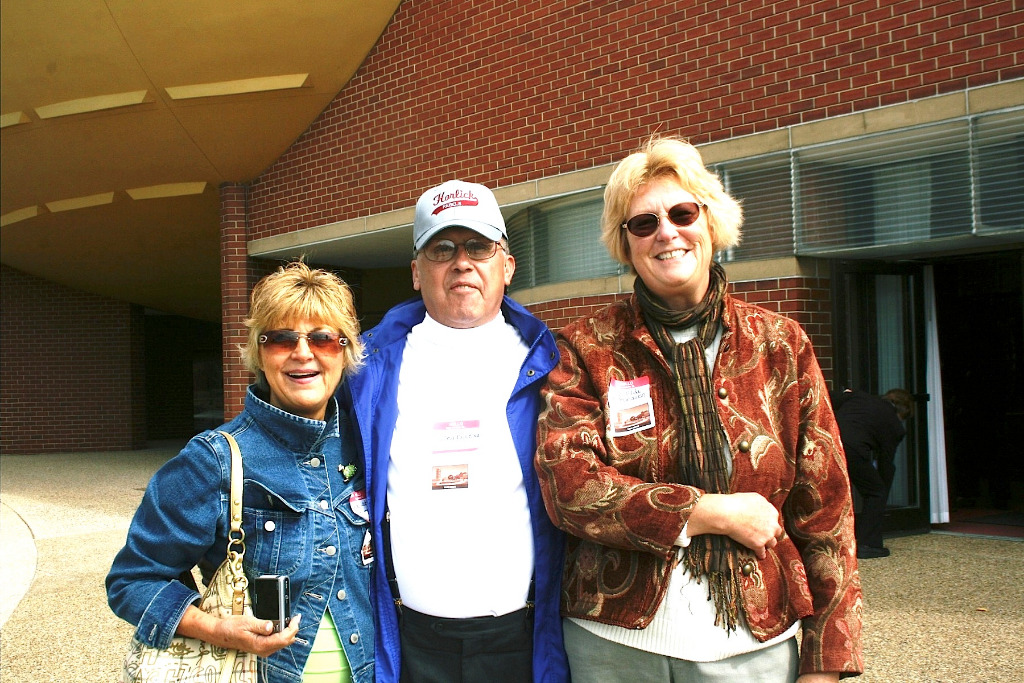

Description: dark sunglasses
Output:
[621,201,705,237]
[258,330,348,353]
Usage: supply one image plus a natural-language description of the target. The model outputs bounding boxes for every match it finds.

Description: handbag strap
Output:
[217,431,248,616]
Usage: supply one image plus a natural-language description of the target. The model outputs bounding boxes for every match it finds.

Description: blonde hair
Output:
[600,136,743,265]
[241,261,364,379]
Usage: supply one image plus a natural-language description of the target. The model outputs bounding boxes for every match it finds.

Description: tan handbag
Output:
[122,431,259,683]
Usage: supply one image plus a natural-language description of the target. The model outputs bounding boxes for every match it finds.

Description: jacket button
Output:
[718,387,728,399]
[309,457,321,468]
[264,521,276,532]
[527,369,535,376]
[319,500,330,510]
[741,561,755,576]
[349,633,360,644]
[337,590,347,601]
[325,546,337,556]
[738,440,750,453]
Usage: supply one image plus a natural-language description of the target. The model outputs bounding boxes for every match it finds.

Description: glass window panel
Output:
[975,111,1024,234]
[796,122,973,254]
[715,154,794,262]
[507,189,619,292]
[507,107,1022,289]
[875,273,913,507]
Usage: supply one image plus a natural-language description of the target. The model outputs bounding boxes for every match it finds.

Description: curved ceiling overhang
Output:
[1,0,400,321]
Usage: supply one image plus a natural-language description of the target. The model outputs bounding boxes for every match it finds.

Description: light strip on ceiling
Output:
[1,111,31,128]
[165,74,309,100]
[35,91,150,119]
[45,192,115,213]
[127,182,208,200]
[1,206,41,227]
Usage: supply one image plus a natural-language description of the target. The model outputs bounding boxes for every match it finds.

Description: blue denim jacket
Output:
[107,388,374,683]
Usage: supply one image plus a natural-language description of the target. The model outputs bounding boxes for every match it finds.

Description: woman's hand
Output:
[177,605,302,657]
[796,673,840,682]
[686,492,785,559]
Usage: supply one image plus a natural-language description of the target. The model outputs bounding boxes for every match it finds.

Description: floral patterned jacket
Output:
[535,293,863,676]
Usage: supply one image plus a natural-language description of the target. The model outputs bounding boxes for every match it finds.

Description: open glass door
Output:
[831,260,930,534]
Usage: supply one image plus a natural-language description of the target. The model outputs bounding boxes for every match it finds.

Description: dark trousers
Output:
[848,454,891,548]
[398,606,533,683]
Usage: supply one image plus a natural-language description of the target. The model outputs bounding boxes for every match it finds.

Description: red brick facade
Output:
[528,294,630,333]
[247,0,1022,239]
[3,1,1018,450]
[0,265,146,453]
[234,0,1018,403]
[220,183,254,419]
[220,184,280,419]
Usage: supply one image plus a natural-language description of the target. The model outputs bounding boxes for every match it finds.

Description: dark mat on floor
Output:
[972,512,1024,526]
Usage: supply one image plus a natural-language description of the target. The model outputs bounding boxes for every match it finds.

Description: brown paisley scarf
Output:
[635,261,743,632]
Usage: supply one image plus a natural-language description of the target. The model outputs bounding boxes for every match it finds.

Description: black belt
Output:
[400,605,533,637]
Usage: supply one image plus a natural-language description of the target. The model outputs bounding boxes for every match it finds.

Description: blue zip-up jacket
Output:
[342,296,569,683]
[107,389,374,683]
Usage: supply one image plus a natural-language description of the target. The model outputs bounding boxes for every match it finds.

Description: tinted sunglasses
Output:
[621,201,705,237]
[419,238,504,263]
[258,330,348,353]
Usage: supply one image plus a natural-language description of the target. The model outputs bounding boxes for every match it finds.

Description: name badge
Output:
[430,420,478,490]
[349,490,370,521]
[608,376,655,436]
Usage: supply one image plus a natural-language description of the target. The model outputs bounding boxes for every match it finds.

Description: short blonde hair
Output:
[601,136,743,265]
[241,261,364,379]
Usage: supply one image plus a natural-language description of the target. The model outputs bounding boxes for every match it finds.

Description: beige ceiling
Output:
[1,0,400,321]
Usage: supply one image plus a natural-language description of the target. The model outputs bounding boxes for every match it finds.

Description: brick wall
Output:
[247,0,1022,239]
[526,274,835,383]
[235,0,1015,410]
[220,183,284,419]
[528,294,630,332]
[0,265,146,453]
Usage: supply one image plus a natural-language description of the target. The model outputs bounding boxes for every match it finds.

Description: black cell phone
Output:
[252,574,291,632]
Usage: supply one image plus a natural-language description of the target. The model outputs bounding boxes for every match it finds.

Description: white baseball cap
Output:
[413,180,507,251]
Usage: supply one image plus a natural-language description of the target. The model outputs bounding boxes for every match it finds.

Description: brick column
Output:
[220,182,253,420]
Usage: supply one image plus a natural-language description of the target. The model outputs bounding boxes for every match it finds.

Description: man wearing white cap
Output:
[344,180,569,683]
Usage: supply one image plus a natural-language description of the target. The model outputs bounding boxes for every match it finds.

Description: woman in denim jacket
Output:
[108,262,374,683]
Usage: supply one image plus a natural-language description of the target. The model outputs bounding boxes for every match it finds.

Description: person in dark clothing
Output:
[832,388,915,559]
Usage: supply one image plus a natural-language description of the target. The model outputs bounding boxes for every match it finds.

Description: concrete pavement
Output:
[1,444,1022,682]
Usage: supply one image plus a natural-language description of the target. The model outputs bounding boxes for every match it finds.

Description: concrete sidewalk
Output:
[1,444,182,681]
[2,445,1023,682]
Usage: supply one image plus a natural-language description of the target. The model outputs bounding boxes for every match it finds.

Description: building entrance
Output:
[832,260,930,534]
[932,250,1024,524]
[832,249,1024,537]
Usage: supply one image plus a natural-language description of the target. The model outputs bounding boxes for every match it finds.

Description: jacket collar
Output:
[244,386,339,453]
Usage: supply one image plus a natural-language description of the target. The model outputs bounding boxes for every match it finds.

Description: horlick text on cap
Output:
[432,188,479,215]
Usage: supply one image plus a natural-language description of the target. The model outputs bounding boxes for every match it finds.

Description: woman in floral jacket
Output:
[535,136,863,681]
